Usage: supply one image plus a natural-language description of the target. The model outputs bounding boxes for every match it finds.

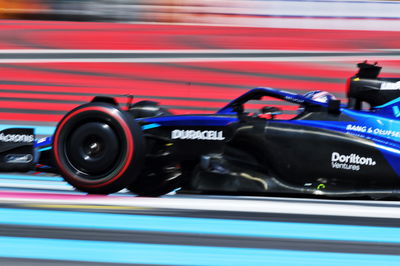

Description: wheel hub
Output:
[65,122,121,178]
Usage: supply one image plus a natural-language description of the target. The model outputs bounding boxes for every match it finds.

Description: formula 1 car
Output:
[3,62,400,198]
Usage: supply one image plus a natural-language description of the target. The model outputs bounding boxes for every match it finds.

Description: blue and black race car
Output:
[3,62,400,198]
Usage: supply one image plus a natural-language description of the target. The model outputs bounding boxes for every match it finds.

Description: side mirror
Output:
[261,106,282,115]
[259,106,282,119]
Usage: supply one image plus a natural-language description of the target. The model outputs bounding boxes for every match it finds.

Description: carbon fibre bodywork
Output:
[136,63,400,198]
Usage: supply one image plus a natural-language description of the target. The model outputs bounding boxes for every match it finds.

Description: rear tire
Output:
[53,102,145,194]
[128,166,181,197]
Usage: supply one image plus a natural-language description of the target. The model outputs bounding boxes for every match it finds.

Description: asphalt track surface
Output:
[1,20,400,265]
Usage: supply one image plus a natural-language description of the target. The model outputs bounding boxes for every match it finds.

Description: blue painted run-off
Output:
[0,208,399,244]
[0,173,63,182]
[0,236,398,266]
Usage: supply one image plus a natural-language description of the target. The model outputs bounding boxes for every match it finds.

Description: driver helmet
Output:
[298,90,337,114]
[303,90,337,103]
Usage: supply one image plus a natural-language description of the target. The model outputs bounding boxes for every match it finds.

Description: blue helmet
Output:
[298,90,337,114]
[303,90,337,103]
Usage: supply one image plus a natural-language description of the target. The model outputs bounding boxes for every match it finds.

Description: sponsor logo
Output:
[36,137,47,144]
[5,154,33,163]
[331,152,376,171]
[284,95,304,103]
[345,124,400,138]
[381,81,400,91]
[0,133,34,143]
[171,129,225,140]
[346,124,366,133]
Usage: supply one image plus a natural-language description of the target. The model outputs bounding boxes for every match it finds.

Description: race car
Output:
[3,61,400,198]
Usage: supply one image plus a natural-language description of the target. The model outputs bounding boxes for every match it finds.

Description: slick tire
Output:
[53,102,145,194]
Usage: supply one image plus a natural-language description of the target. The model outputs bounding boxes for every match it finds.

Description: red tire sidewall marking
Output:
[53,106,135,188]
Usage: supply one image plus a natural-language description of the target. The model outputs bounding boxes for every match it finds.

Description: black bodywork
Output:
[136,62,400,198]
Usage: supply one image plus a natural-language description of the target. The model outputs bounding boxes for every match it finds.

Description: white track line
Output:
[0,49,397,63]
[0,49,360,54]
[0,182,73,191]
[1,56,400,63]
[1,193,400,219]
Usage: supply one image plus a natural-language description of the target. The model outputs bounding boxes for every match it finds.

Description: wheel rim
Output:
[65,122,121,179]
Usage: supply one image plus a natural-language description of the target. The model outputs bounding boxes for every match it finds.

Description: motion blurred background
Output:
[0,0,399,129]
[1,2,400,265]
[1,0,400,27]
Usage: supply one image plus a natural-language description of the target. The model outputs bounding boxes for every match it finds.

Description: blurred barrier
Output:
[167,0,400,30]
[1,0,400,30]
[1,20,400,124]
[0,0,112,21]
[0,0,48,19]
[1,3,400,125]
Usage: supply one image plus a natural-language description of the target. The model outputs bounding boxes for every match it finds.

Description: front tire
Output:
[53,102,145,194]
